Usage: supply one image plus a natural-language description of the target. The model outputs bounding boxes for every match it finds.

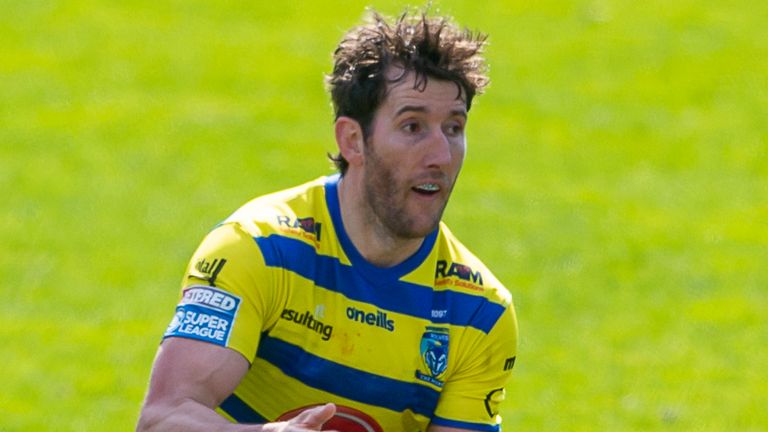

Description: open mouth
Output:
[412,183,441,196]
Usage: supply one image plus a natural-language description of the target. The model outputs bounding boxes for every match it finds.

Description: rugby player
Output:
[137,8,518,432]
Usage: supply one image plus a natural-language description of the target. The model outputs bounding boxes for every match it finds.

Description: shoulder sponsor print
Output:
[435,260,484,291]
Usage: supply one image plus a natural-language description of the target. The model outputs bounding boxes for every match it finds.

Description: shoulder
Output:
[222,176,330,242]
[433,222,513,308]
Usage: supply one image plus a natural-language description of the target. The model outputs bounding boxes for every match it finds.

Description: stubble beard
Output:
[362,146,451,240]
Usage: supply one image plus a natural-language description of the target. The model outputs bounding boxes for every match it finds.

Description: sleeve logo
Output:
[504,356,516,371]
[190,258,227,286]
[484,388,506,418]
[164,286,241,346]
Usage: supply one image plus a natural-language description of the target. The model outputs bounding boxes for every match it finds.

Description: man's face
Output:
[361,71,468,239]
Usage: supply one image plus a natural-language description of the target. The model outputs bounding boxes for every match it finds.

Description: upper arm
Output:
[173,222,279,363]
[430,300,518,431]
[143,223,264,409]
[142,337,250,410]
[138,222,272,430]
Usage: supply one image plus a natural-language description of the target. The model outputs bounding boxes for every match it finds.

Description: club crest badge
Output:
[416,326,450,387]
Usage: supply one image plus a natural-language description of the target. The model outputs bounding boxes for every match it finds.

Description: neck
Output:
[337,175,424,268]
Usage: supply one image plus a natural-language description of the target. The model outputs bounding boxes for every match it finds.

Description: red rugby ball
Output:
[277,404,384,432]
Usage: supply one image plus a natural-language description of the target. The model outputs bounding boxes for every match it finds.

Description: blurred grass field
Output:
[1,0,767,430]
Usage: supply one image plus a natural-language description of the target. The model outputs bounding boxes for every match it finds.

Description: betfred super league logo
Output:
[416,326,450,387]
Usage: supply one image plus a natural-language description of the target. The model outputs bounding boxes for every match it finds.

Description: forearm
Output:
[137,339,263,432]
[137,398,263,432]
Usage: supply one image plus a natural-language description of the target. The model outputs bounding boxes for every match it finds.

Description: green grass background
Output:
[2,0,766,430]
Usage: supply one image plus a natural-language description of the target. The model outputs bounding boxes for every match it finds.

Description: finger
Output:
[291,403,337,428]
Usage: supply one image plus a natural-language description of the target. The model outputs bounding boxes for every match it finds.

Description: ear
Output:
[334,116,365,168]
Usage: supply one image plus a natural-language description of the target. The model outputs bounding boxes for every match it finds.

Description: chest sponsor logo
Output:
[435,260,484,291]
[165,286,241,346]
[281,308,333,341]
[415,326,449,387]
[345,306,395,332]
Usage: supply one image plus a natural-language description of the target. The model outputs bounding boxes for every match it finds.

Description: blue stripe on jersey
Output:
[257,334,440,417]
[254,234,505,333]
[430,415,500,432]
[220,393,268,423]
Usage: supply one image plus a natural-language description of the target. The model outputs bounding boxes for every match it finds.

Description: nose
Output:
[424,127,454,169]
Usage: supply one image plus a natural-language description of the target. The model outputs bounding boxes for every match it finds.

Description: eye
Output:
[444,122,465,137]
[402,121,422,134]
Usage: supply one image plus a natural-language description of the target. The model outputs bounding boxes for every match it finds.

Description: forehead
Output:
[381,70,467,114]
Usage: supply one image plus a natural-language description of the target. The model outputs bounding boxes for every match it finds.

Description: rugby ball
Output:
[277,404,384,432]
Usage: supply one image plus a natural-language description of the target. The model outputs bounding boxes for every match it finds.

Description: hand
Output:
[261,403,338,432]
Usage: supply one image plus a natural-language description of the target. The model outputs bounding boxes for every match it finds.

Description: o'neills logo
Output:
[280,308,333,341]
[346,306,395,331]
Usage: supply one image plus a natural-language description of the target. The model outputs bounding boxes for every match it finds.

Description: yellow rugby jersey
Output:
[164,175,518,431]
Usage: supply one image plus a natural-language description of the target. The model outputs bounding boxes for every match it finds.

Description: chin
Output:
[400,216,442,239]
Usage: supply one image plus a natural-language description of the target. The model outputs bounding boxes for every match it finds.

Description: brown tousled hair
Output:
[326,9,490,174]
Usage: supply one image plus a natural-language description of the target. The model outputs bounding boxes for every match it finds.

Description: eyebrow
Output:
[394,105,468,118]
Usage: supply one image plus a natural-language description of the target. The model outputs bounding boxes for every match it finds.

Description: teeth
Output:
[416,183,440,192]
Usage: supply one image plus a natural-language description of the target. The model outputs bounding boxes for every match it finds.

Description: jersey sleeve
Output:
[162,222,281,363]
[431,301,518,431]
